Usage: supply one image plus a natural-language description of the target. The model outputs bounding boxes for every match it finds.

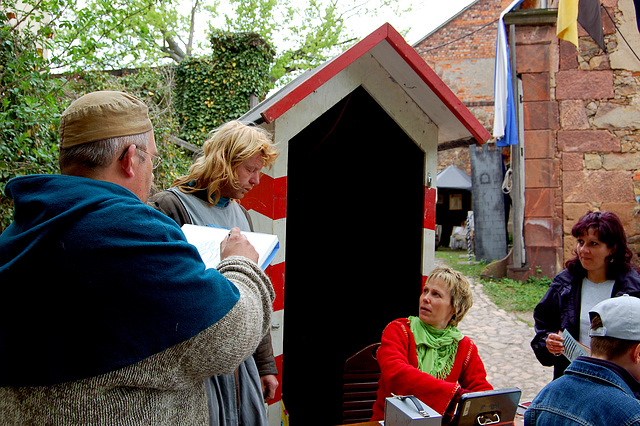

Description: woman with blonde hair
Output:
[149,120,279,426]
[371,266,492,424]
[154,120,278,224]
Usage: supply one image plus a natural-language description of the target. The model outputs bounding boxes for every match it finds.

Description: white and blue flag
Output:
[493,0,524,146]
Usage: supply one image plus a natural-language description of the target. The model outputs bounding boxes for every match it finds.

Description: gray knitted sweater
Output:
[0,257,274,425]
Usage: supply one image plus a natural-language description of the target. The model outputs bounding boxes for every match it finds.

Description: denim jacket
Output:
[525,358,640,425]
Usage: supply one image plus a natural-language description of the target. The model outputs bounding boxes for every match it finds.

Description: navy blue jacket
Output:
[0,174,241,386]
[531,268,640,379]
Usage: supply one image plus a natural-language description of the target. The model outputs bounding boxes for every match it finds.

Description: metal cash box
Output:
[385,395,442,426]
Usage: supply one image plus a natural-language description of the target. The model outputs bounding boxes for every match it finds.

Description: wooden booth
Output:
[238,23,490,425]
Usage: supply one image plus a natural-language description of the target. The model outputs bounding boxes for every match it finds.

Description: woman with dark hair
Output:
[531,210,640,379]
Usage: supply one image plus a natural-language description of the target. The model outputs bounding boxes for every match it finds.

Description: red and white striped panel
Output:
[240,173,287,424]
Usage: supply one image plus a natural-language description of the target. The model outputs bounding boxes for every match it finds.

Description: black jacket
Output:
[531,268,640,379]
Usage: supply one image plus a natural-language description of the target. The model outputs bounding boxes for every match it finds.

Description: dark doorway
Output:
[436,188,472,249]
[283,86,426,425]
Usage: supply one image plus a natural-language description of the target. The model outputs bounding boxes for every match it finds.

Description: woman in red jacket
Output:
[371,266,493,424]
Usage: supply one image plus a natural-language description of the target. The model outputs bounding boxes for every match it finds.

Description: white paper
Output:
[181,224,279,270]
[562,329,589,362]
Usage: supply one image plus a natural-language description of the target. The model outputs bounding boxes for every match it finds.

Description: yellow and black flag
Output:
[579,0,606,52]
[557,0,579,46]
[557,0,606,52]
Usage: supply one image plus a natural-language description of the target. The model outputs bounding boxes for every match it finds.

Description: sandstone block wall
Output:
[515,5,640,277]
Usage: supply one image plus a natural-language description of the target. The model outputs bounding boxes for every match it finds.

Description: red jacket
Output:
[371,318,492,421]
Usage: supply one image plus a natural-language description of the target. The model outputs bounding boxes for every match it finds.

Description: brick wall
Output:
[415,0,515,173]
[416,0,515,63]
[512,23,564,279]
[415,0,640,279]
[552,1,640,260]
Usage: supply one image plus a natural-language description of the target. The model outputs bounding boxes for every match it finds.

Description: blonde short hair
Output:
[425,265,473,327]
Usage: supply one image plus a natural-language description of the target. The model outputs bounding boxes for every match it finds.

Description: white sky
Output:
[346,0,476,45]
[180,0,476,51]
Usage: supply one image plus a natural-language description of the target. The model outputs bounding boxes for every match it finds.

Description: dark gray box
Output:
[384,396,442,425]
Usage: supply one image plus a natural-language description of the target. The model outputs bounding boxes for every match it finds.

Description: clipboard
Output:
[450,387,521,426]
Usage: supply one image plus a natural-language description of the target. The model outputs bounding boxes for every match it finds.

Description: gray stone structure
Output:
[470,145,508,262]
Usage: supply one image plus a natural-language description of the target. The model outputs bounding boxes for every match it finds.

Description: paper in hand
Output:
[181,224,279,270]
[561,329,589,362]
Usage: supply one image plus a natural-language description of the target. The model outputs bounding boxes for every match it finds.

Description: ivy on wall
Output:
[174,31,274,144]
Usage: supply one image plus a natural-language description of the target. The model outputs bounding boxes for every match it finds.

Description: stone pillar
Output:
[509,16,564,280]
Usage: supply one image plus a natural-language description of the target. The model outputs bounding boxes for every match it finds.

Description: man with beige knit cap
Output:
[0,91,275,425]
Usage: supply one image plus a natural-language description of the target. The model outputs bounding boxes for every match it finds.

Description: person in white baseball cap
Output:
[526,294,640,425]
[589,293,640,341]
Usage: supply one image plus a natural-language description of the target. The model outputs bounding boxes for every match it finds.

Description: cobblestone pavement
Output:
[442,261,554,404]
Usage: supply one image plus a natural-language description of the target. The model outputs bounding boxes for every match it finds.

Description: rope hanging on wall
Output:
[502,168,513,194]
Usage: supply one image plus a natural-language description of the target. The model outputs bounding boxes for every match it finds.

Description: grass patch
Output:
[434,248,487,278]
[481,276,551,312]
[435,248,551,313]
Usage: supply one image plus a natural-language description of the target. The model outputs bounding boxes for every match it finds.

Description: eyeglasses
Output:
[118,145,162,169]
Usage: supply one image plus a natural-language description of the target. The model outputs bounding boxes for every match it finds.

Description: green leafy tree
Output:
[51,0,187,72]
[209,0,410,85]
[0,1,67,231]
[0,1,189,231]
[50,0,408,80]
[0,0,411,231]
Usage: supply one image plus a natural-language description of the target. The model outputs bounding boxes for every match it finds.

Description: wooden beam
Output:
[503,9,557,26]
[169,135,202,155]
[437,137,476,152]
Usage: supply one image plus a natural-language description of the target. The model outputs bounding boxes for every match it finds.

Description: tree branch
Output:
[187,0,200,57]
[163,34,187,62]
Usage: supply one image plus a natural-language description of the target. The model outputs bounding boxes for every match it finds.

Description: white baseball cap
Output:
[589,294,640,341]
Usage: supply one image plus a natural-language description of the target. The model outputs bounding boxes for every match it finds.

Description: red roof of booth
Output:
[241,23,490,145]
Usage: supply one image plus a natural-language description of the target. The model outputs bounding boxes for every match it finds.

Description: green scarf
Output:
[409,316,463,379]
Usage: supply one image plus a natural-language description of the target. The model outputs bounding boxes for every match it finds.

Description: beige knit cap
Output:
[59,91,153,148]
